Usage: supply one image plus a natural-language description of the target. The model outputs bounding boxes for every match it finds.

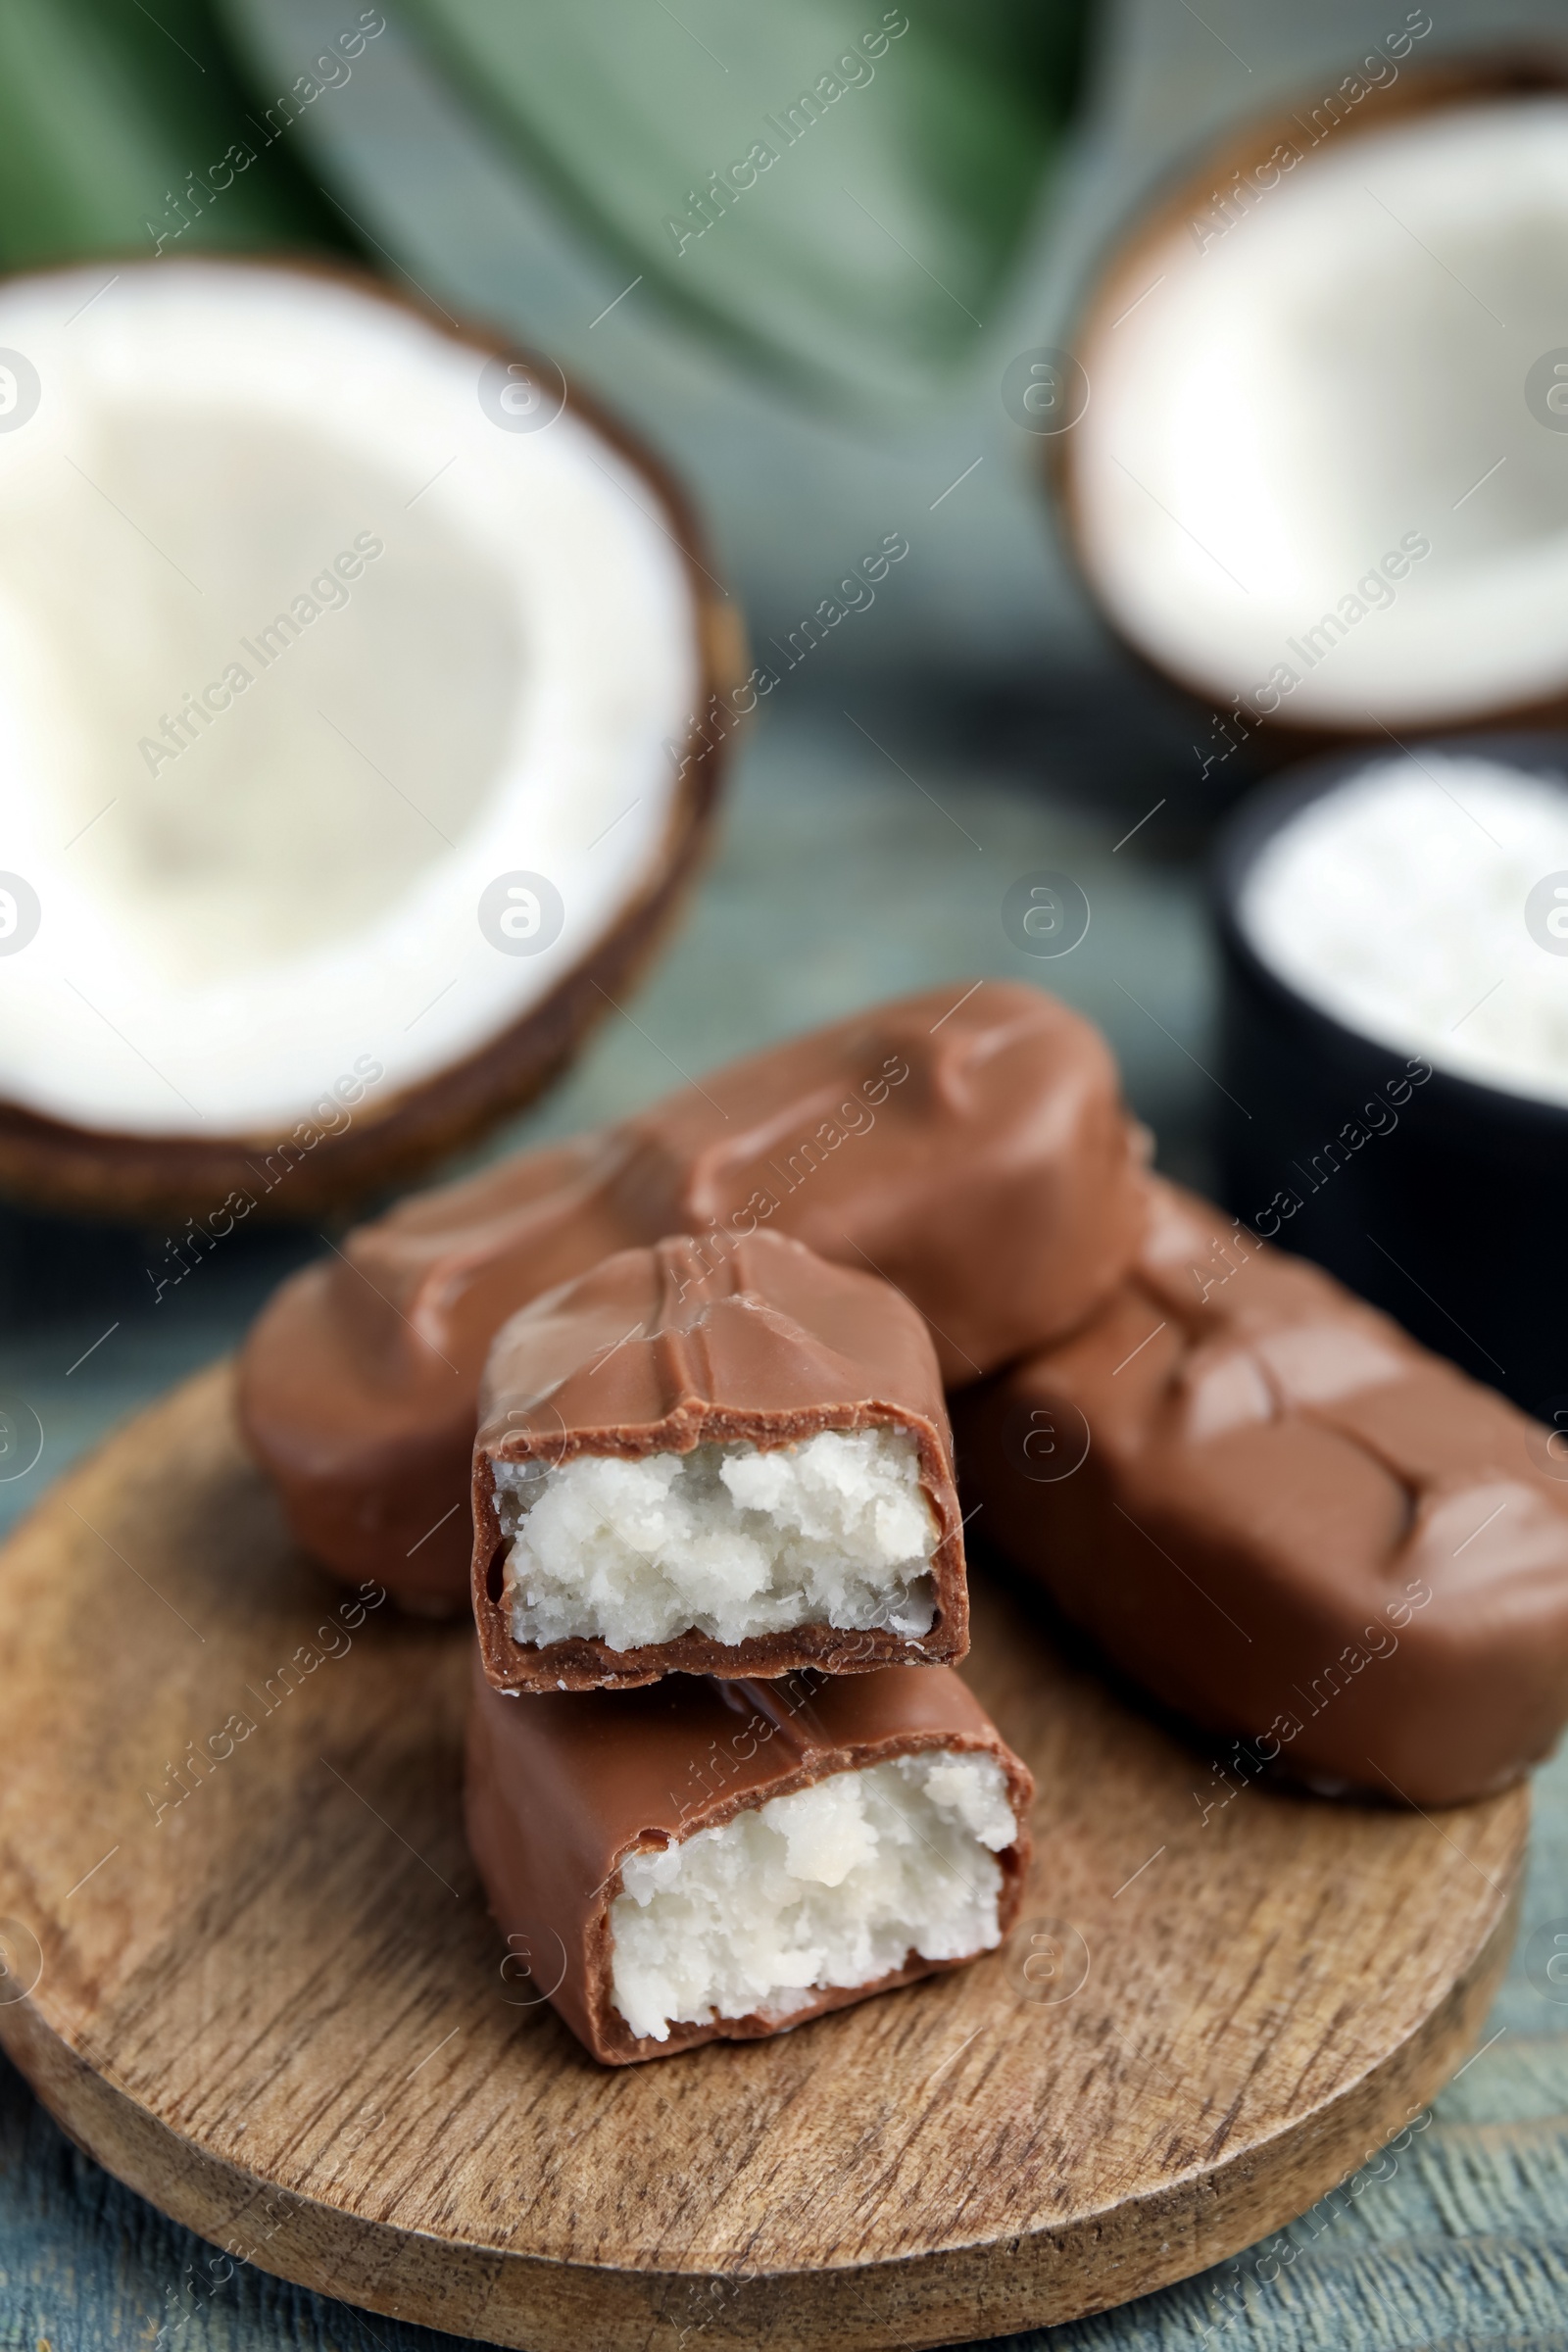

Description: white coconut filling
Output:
[496,1427,940,1650]
[0,259,699,1132]
[1241,756,1568,1104]
[610,1750,1015,2041]
[1073,98,1568,721]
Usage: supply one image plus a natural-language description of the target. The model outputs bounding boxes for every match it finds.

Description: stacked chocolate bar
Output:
[241,981,1568,2062]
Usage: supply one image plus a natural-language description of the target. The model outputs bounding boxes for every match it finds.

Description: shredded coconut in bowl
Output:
[1238,755,1568,1106]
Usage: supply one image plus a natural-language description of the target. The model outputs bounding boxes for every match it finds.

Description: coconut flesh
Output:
[494,1426,942,1651]
[1069,97,1568,727]
[610,1748,1016,2041]
[0,259,702,1137]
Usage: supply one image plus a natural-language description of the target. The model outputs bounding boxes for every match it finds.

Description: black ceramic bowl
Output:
[1213,734,1568,1424]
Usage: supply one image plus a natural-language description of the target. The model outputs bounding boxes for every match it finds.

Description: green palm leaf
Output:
[390,0,1091,408]
[0,0,355,272]
[0,1,1088,409]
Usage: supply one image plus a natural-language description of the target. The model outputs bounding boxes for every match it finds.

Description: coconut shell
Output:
[0,254,744,1225]
[1052,52,1568,760]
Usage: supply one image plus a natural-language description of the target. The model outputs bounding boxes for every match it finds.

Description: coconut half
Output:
[0,256,741,1220]
[1058,58,1568,739]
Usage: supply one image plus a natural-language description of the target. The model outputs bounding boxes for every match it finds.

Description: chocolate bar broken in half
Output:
[472,1229,968,1691]
[465,1648,1033,2063]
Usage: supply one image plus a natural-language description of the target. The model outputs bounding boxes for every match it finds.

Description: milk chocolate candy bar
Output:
[953,1179,1568,1809]
[473,1229,966,1691]
[240,982,1148,1607]
[465,1646,1033,2064]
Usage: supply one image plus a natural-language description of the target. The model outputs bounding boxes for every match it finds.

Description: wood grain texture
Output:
[0,1363,1527,2351]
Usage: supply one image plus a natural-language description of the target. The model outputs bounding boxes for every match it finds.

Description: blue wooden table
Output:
[3,704,1566,2351]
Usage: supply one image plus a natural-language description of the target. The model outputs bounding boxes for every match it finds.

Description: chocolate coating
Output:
[473,1229,965,1690]
[954,1179,1568,1809]
[464,1646,1034,2064]
[240,982,1147,1607]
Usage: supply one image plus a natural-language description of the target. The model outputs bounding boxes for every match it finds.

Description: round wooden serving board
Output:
[0,1364,1527,2350]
